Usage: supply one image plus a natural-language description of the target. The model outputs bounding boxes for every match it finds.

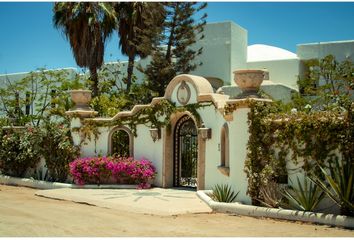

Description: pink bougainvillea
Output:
[69,156,156,189]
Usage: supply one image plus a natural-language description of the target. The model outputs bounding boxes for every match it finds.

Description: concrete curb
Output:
[197,190,354,229]
[0,175,137,189]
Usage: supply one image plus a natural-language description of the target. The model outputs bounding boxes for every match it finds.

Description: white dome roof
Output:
[247,44,298,62]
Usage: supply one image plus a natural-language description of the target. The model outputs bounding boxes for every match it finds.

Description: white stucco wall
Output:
[0,68,78,116]
[0,68,78,86]
[133,124,164,187]
[191,21,248,86]
[230,22,248,84]
[247,59,300,90]
[227,108,252,204]
[77,126,110,157]
[97,57,151,88]
[70,118,82,148]
[95,21,249,89]
[297,40,354,62]
[0,72,29,83]
[297,40,354,94]
[220,83,298,104]
[199,105,230,189]
[199,104,251,204]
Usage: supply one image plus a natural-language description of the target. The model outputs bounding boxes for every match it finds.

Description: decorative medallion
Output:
[177,81,191,105]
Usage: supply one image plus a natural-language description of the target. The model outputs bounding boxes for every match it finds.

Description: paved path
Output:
[2,185,353,236]
[35,187,212,216]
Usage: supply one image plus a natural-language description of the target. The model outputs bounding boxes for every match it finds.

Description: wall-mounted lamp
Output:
[149,128,161,142]
[198,126,212,140]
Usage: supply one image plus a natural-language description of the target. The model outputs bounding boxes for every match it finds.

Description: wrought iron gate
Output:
[174,115,198,188]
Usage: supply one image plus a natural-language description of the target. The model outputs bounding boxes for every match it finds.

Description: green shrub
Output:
[282,176,325,212]
[245,100,353,205]
[0,118,8,127]
[211,184,239,203]
[39,121,80,182]
[0,127,42,177]
[0,121,79,182]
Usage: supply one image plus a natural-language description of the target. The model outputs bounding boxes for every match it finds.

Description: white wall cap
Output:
[0,67,78,77]
[297,39,354,47]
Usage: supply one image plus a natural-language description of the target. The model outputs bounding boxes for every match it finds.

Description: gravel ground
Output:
[0,185,353,237]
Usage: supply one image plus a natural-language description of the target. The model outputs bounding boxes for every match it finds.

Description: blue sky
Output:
[0,2,354,74]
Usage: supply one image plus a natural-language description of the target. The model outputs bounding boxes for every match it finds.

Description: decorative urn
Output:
[233,69,268,98]
[70,89,92,111]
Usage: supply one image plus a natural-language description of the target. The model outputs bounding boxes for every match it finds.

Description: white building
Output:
[1,20,352,215]
[63,22,353,211]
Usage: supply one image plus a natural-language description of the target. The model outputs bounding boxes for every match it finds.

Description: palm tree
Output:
[53,2,116,97]
[115,2,164,91]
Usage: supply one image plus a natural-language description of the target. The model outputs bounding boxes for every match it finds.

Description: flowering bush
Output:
[0,122,79,181]
[0,127,41,177]
[69,156,156,189]
[69,156,112,185]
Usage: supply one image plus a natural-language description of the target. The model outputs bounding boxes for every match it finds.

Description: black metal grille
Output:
[174,115,198,188]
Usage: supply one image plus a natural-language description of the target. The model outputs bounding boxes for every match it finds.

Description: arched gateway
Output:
[67,72,271,203]
[174,115,198,188]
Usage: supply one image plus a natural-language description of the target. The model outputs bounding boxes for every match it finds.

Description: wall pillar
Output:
[162,126,174,188]
[197,134,206,190]
[65,90,98,151]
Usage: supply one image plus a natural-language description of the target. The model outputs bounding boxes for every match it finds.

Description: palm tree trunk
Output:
[126,55,135,91]
[90,67,99,97]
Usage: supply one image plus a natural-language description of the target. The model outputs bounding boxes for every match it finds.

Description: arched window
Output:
[109,126,133,157]
[218,123,230,176]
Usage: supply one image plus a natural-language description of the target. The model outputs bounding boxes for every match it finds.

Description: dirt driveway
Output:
[0,185,353,237]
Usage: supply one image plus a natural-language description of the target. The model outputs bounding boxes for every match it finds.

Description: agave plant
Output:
[282,176,325,212]
[211,184,239,203]
[310,158,354,216]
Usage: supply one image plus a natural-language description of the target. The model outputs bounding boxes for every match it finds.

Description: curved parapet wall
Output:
[164,74,214,102]
[91,74,222,123]
[90,97,166,123]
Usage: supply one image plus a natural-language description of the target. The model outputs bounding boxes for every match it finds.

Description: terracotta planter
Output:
[233,69,268,98]
[70,89,92,111]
